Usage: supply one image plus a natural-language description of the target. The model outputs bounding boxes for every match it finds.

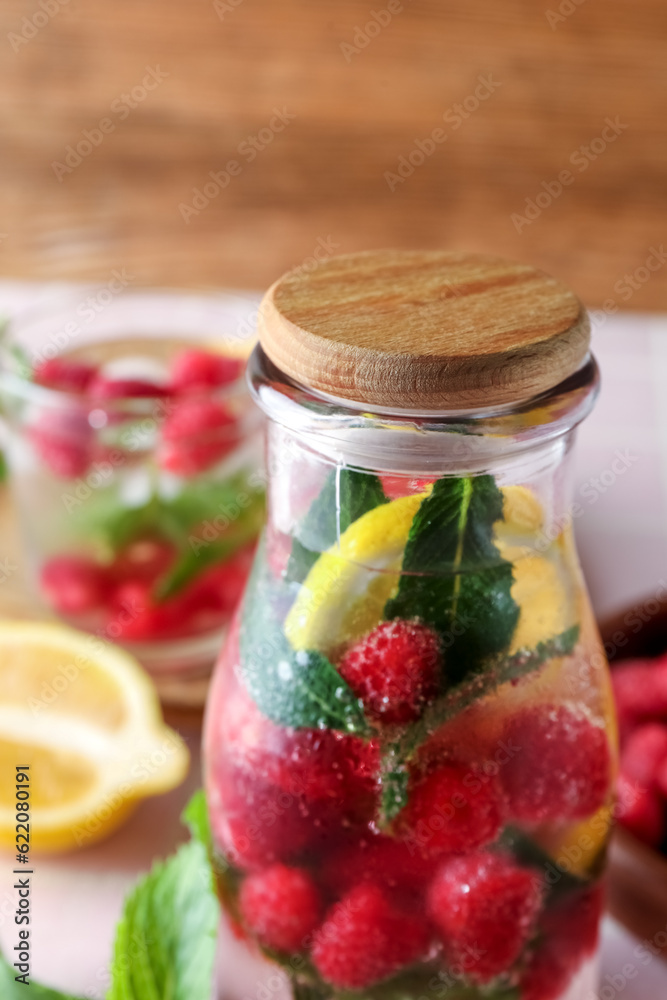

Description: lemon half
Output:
[0,621,188,852]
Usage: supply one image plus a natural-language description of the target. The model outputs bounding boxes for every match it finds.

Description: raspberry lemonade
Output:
[0,299,264,691]
[203,251,617,1000]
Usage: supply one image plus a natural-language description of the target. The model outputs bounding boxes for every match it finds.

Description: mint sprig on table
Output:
[286,468,387,583]
[0,795,219,1000]
[385,475,520,684]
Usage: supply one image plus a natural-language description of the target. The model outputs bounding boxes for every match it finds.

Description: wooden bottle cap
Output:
[258,250,590,410]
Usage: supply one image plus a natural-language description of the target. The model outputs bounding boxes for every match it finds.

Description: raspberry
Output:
[88,375,168,399]
[206,758,312,870]
[612,658,667,739]
[30,408,93,478]
[222,682,378,823]
[500,705,611,825]
[34,358,97,393]
[239,864,321,952]
[170,348,244,393]
[40,555,110,615]
[620,723,667,789]
[311,882,430,989]
[108,576,224,642]
[319,833,434,901]
[107,580,169,641]
[521,885,603,1000]
[160,399,239,475]
[338,620,441,724]
[397,760,504,857]
[428,852,543,983]
[617,774,666,847]
[380,477,434,500]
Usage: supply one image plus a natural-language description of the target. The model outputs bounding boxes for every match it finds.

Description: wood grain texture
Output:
[259,249,590,407]
[0,0,666,307]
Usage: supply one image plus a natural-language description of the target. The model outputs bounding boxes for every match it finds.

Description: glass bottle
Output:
[0,290,264,704]
[204,251,616,1000]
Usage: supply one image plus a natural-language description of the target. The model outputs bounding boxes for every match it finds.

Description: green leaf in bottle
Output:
[384,475,520,683]
[239,553,369,735]
[287,468,388,583]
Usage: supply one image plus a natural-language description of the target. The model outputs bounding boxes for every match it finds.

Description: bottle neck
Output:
[249,345,599,553]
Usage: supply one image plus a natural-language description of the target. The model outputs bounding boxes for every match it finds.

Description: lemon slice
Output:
[0,621,188,852]
[285,483,569,659]
[284,493,426,654]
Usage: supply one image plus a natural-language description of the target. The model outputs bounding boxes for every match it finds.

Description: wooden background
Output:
[0,0,666,307]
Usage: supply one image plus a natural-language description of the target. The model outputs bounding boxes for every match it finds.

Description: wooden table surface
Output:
[1,0,666,308]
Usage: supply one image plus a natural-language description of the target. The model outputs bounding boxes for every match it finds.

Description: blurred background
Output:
[2,5,667,997]
[1,0,666,304]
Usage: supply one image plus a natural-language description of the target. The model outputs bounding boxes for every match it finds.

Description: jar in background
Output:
[204,251,617,1000]
[0,290,264,704]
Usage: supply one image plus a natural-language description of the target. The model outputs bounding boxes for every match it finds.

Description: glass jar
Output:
[204,252,616,1000]
[0,290,264,702]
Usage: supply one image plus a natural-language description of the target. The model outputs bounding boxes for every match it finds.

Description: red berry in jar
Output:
[107,580,168,641]
[87,374,168,399]
[207,757,313,871]
[30,407,93,478]
[170,348,244,393]
[520,884,603,1000]
[396,759,505,857]
[238,864,321,953]
[338,620,441,724]
[311,882,430,989]
[427,851,543,984]
[319,832,435,902]
[34,358,97,393]
[218,679,378,823]
[500,704,611,825]
[40,555,110,615]
[160,398,239,476]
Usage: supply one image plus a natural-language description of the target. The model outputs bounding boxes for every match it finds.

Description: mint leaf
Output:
[156,493,264,601]
[0,955,80,999]
[0,451,6,482]
[240,555,369,734]
[385,476,519,682]
[287,468,387,583]
[182,789,213,853]
[378,626,580,825]
[107,837,218,1000]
